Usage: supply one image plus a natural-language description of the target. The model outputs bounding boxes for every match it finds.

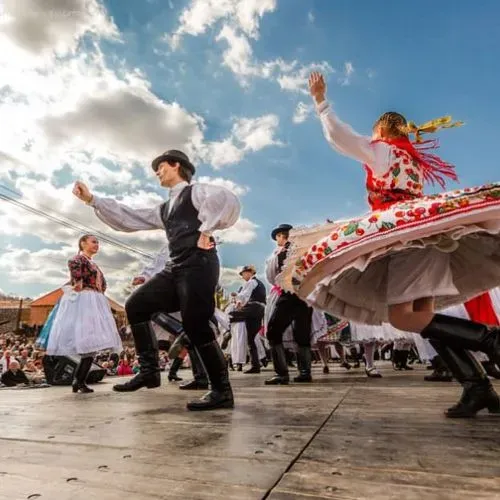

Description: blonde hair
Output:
[373,112,408,139]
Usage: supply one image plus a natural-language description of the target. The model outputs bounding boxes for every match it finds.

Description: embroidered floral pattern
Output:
[68,255,107,293]
[291,183,500,290]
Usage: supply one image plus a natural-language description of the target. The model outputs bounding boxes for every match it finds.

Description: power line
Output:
[0,188,155,260]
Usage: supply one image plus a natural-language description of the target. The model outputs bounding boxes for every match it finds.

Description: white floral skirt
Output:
[46,288,122,356]
[278,183,500,324]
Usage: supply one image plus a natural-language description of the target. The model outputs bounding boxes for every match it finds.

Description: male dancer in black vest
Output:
[72,150,241,411]
[265,224,314,385]
[228,265,267,373]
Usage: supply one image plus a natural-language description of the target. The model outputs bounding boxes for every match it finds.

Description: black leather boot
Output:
[392,350,402,370]
[424,355,453,382]
[113,322,161,392]
[244,331,261,374]
[179,347,209,390]
[399,350,413,371]
[294,346,313,382]
[265,344,290,385]
[186,340,234,411]
[429,338,500,418]
[72,356,94,393]
[168,357,183,382]
[421,314,500,365]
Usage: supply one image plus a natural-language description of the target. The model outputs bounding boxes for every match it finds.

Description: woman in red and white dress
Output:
[47,235,122,393]
[278,72,500,417]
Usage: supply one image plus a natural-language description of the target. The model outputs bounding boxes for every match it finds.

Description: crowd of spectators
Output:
[0,332,183,389]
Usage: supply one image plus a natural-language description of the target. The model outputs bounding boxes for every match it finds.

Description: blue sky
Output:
[0,0,499,302]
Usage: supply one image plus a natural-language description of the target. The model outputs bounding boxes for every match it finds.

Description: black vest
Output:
[161,185,215,264]
[249,277,266,304]
[276,241,291,274]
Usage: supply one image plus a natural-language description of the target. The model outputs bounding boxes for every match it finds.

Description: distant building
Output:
[0,298,32,334]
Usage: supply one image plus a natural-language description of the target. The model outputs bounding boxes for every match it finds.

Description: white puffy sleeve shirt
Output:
[89,183,241,235]
[236,279,258,305]
[265,250,280,286]
[316,100,392,177]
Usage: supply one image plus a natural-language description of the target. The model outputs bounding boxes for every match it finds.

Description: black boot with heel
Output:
[72,356,94,394]
[428,338,500,418]
[113,322,161,392]
[265,344,290,385]
[186,340,234,411]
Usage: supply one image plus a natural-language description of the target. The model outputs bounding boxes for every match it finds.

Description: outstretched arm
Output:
[73,181,163,232]
[309,72,390,169]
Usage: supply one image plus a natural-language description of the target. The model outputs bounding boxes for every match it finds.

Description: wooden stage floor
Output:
[1,363,500,500]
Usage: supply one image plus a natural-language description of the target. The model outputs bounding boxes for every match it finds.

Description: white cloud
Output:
[292,101,313,124]
[39,88,205,163]
[307,11,315,23]
[338,61,355,86]
[202,114,282,169]
[0,0,118,61]
[167,0,277,49]
[218,217,258,244]
[276,61,334,94]
[196,176,249,196]
[219,267,243,288]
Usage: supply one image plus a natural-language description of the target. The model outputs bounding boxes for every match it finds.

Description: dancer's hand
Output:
[73,181,93,204]
[132,276,146,286]
[309,71,326,105]
[197,232,215,250]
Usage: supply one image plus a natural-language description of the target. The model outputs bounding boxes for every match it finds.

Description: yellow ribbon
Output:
[406,116,464,143]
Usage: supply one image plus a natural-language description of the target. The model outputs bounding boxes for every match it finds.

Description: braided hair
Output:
[373,112,408,139]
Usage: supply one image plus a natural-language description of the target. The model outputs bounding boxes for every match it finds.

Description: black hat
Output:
[239,265,256,276]
[151,149,196,175]
[271,223,293,241]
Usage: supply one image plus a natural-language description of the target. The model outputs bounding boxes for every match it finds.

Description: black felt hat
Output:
[271,223,293,241]
[151,149,196,175]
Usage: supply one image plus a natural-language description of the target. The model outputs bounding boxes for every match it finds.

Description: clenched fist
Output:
[73,181,93,204]
[132,276,146,286]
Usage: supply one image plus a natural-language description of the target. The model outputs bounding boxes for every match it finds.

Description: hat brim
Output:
[239,268,256,276]
[151,155,196,175]
[271,224,293,240]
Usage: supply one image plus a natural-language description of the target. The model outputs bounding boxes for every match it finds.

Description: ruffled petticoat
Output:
[46,287,122,356]
[278,183,500,324]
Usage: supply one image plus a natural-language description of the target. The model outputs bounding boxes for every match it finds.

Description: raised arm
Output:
[309,72,391,171]
[73,181,163,232]
[191,184,241,235]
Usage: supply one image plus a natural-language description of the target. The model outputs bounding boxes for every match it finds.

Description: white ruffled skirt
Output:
[46,288,123,356]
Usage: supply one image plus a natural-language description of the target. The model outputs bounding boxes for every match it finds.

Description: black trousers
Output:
[125,250,220,347]
[230,302,265,365]
[267,293,312,347]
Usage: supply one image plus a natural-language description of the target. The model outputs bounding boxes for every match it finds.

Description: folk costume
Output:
[278,101,500,417]
[228,266,267,373]
[46,254,122,393]
[264,224,316,385]
[88,150,240,411]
